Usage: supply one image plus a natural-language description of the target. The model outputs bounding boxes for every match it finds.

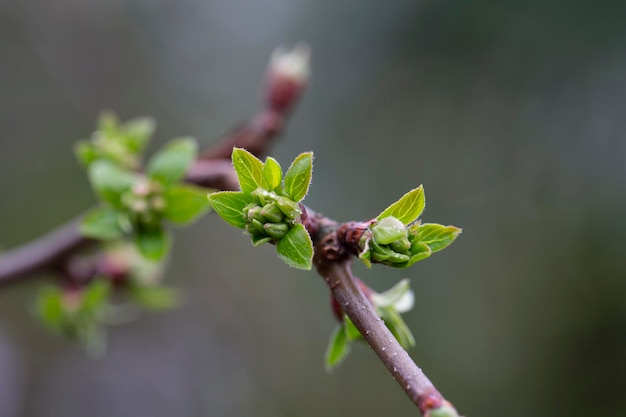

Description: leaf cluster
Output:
[209,148,314,269]
[77,113,211,261]
[359,186,461,268]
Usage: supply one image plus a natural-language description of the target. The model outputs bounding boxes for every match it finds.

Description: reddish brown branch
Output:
[313,221,460,416]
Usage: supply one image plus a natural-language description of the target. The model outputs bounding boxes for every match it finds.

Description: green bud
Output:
[370,240,394,261]
[389,236,411,253]
[370,240,410,264]
[371,216,408,245]
[261,203,284,223]
[251,219,266,234]
[264,222,289,239]
[275,196,301,220]
[251,188,271,205]
[247,206,266,222]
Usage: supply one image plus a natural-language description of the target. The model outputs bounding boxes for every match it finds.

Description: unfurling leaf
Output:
[208,191,252,229]
[284,152,313,202]
[415,223,462,253]
[262,156,283,190]
[80,206,124,240]
[162,184,212,225]
[275,223,313,270]
[377,186,425,225]
[147,138,197,185]
[232,147,264,194]
[325,324,351,371]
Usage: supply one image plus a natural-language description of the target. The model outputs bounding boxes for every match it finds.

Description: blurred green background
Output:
[1,1,625,416]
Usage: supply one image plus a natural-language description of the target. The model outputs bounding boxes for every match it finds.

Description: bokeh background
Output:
[1,1,626,416]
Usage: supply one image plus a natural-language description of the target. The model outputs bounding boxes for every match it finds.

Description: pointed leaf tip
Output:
[284,152,313,202]
[377,186,425,225]
[232,148,264,194]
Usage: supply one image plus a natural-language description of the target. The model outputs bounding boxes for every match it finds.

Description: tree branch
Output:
[311,216,460,417]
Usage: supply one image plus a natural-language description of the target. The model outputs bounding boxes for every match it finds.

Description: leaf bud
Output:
[246,206,266,223]
[371,216,408,245]
[275,196,302,220]
[251,188,271,205]
[389,236,411,253]
[264,222,289,239]
[251,219,266,234]
[261,203,284,223]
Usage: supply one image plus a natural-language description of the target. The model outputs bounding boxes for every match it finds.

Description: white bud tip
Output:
[270,43,311,83]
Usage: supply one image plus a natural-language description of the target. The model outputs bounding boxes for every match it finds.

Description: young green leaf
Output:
[122,117,155,154]
[35,286,65,328]
[130,285,181,310]
[371,279,413,311]
[380,306,415,349]
[275,223,313,270]
[376,186,425,225]
[344,316,362,341]
[232,147,264,194]
[208,191,252,229]
[147,137,197,185]
[135,228,171,260]
[80,206,124,240]
[283,152,313,201]
[88,160,138,208]
[405,243,432,268]
[415,223,462,253]
[81,280,112,311]
[74,141,98,167]
[325,324,351,371]
[162,184,212,225]
[262,156,283,190]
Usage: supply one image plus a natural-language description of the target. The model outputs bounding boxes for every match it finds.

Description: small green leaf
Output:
[80,206,124,240]
[147,138,197,185]
[283,152,313,201]
[325,324,351,372]
[162,184,212,225]
[377,186,425,225]
[262,156,283,190]
[232,147,264,194]
[135,228,171,260]
[275,223,313,270]
[415,223,462,253]
[208,191,252,229]
[344,316,362,341]
[81,280,111,311]
[35,286,65,328]
[98,111,119,137]
[371,279,414,311]
[122,117,155,154]
[130,285,181,310]
[251,235,272,246]
[74,141,98,167]
[88,160,138,207]
[380,306,415,349]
